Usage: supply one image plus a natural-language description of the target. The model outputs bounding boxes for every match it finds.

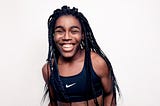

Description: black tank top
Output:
[50,61,103,102]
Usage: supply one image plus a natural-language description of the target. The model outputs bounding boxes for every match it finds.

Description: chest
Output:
[50,64,103,102]
[60,67,89,96]
[58,60,84,77]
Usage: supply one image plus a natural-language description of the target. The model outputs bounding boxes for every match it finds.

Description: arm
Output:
[91,52,116,106]
[42,63,57,106]
[101,72,116,106]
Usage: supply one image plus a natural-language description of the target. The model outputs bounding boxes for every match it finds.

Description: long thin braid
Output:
[80,13,121,105]
[81,21,99,106]
[48,20,70,102]
[52,54,70,101]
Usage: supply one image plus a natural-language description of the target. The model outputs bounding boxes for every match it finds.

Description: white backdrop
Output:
[0,0,160,106]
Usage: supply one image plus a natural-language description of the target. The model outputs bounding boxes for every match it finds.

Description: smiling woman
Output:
[42,5,121,106]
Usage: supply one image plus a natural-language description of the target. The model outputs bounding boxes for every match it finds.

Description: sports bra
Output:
[50,61,103,102]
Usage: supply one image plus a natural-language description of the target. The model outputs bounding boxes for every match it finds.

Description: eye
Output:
[55,29,65,35]
[71,30,80,34]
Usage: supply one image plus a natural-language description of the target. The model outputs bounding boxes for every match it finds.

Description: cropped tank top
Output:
[50,61,103,102]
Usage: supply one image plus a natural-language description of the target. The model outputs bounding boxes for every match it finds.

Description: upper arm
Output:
[42,62,50,84]
[91,52,112,93]
[42,63,57,106]
[91,52,115,105]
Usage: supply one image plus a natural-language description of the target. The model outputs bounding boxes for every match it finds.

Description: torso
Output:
[59,61,103,102]
[49,50,104,106]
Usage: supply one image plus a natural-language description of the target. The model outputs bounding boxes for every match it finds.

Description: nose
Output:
[63,31,71,40]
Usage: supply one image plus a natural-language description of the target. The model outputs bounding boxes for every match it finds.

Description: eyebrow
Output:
[54,25,81,30]
[54,26,63,30]
[70,26,81,30]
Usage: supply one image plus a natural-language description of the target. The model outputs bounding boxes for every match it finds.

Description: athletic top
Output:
[50,61,103,102]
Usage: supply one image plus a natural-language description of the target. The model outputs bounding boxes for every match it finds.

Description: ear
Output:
[81,33,84,40]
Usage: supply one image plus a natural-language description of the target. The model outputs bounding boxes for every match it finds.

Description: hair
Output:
[42,5,121,106]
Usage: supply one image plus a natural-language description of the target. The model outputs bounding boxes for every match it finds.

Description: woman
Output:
[42,5,120,106]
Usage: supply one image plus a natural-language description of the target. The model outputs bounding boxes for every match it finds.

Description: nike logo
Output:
[65,83,76,88]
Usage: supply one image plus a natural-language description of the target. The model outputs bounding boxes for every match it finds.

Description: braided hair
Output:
[43,5,121,106]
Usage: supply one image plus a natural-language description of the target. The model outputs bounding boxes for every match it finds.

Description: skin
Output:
[42,15,115,106]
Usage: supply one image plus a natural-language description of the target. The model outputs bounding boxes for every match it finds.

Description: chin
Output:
[61,52,74,58]
[60,46,81,59]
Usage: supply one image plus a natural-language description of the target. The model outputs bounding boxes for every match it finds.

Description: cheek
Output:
[53,36,56,42]
[76,34,83,41]
[53,35,59,43]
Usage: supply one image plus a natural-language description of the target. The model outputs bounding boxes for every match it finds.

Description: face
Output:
[53,15,83,59]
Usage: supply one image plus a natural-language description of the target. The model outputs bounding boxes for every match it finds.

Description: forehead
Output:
[55,15,81,28]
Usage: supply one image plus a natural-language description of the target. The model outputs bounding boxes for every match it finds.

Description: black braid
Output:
[43,5,121,105]
[80,20,99,106]
[79,11,121,105]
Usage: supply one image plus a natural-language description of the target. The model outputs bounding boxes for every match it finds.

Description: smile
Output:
[61,43,74,52]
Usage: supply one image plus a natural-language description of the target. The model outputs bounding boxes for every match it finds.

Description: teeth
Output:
[62,44,74,51]
[63,44,72,48]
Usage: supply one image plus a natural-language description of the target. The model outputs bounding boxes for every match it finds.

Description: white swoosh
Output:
[65,83,76,88]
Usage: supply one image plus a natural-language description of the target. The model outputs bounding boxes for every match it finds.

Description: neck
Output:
[59,49,85,64]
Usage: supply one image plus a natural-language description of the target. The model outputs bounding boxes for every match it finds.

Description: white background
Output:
[0,0,160,106]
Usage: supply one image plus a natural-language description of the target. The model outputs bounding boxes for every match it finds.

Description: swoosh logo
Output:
[65,83,76,88]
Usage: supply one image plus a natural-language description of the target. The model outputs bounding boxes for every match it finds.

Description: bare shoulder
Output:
[42,62,50,83]
[91,51,109,77]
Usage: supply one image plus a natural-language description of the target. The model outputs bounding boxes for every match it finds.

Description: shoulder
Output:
[91,51,109,77]
[42,62,50,84]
